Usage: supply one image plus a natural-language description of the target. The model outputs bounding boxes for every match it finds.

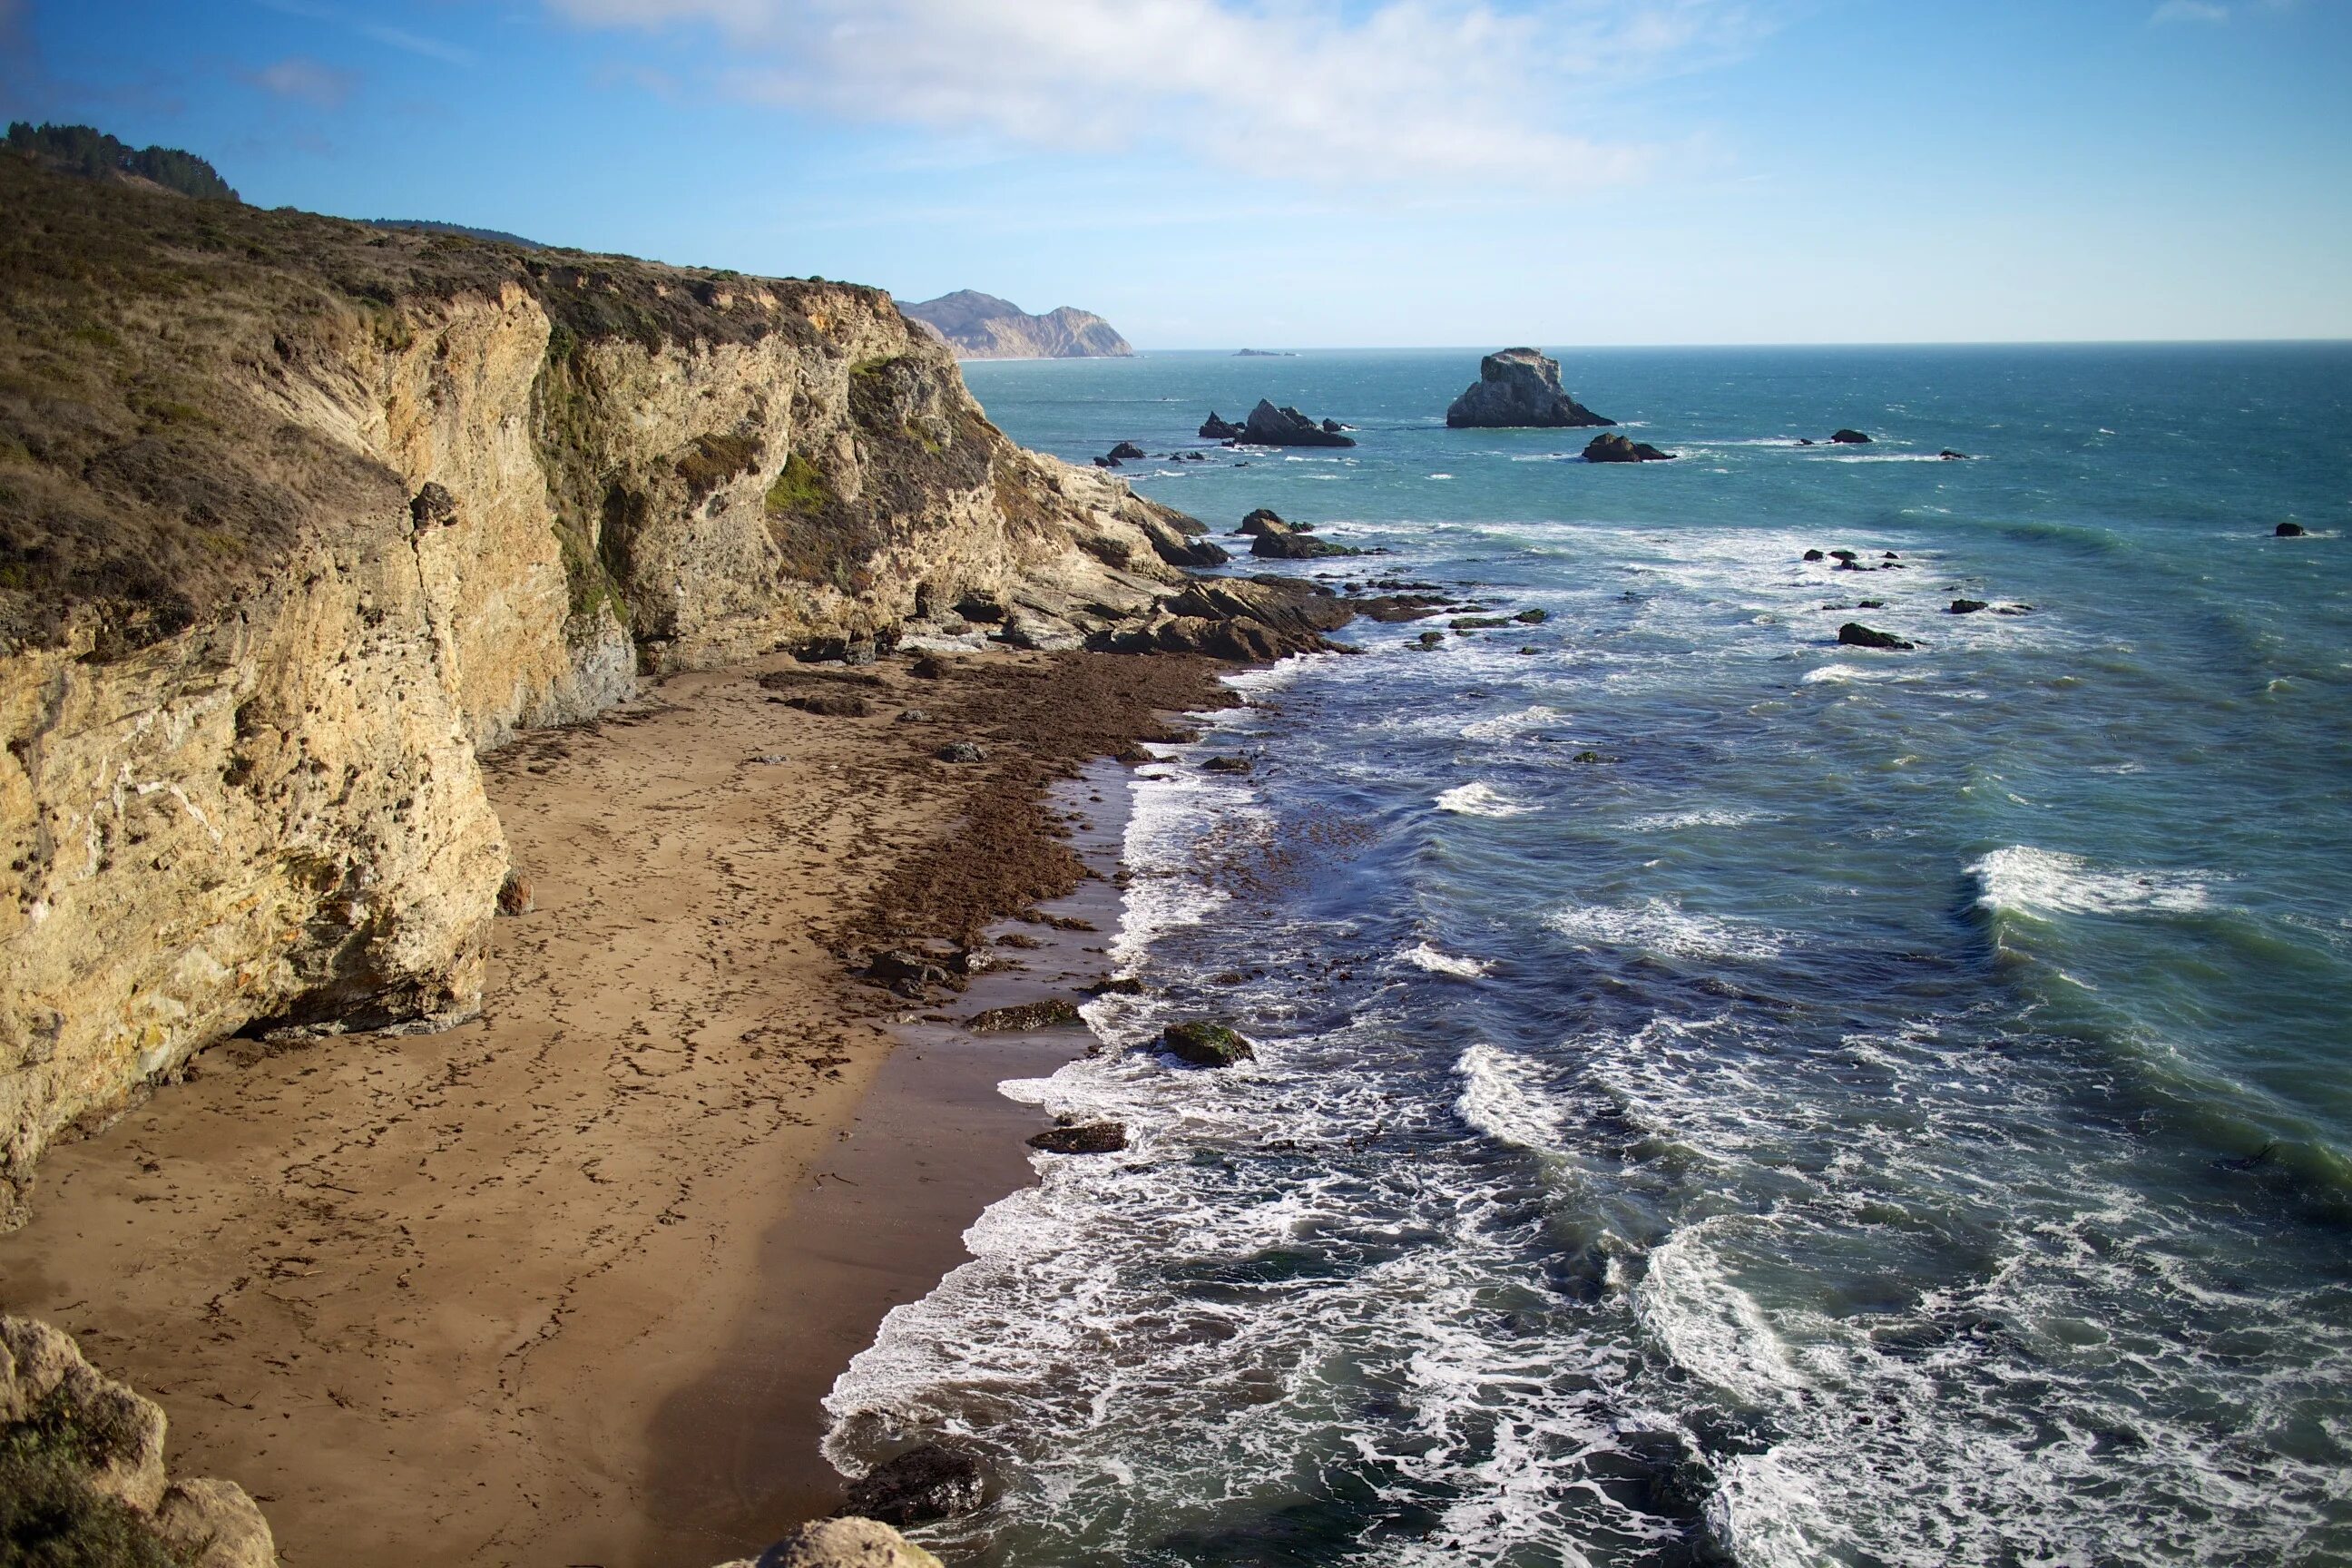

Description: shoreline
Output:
[0,646,1223,1568]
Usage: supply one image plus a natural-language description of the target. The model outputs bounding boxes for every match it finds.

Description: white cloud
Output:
[544,0,1771,191]
[250,55,358,108]
[2151,1,2230,22]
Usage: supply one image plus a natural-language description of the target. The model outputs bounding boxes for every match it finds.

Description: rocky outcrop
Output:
[1198,411,1246,439]
[1838,622,1914,651]
[1583,434,1675,463]
[1234,400,1355,447]
[1445,348,1612,428]
[1,1316,278,1568]
[0,160,1259,1224]
[1830,428,1873,445]
[2276,522,2308,537]
[900,290,1132,359]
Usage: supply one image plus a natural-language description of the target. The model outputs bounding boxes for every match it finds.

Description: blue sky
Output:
[6,0,2348,347]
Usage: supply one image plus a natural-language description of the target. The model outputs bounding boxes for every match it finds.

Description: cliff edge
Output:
[0,161,1206,1224]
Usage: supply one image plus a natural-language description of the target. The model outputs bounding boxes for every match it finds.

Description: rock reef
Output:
[1230,399,1356,447]
[1446,348,1613,428]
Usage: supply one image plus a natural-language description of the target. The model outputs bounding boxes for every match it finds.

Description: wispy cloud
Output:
[248,54,358,107]
[544,0,1773,192]
[252,0,477,67]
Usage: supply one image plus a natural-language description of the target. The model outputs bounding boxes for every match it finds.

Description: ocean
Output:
[822,345,2352,1567]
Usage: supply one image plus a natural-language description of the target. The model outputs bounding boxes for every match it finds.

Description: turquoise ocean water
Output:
[825,346,2352,1567]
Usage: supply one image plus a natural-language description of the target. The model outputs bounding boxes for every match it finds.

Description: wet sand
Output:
[0,648,1222,1568]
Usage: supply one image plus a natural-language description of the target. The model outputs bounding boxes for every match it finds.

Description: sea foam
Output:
[1436,781,1539,818]
[1967,846,2213,916]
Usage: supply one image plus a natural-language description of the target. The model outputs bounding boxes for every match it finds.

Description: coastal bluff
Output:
[0,159,1225,1227]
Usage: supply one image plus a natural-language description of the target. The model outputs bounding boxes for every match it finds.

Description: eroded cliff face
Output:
[0,162,1202,1225]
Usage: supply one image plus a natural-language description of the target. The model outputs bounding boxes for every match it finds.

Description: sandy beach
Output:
[0,646,1224,1568]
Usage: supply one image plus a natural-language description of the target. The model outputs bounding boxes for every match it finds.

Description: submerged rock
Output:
[1583,433,1676,464]
[1238,399,1356,447]
[1940,449,1971,460]
[1160,1020,1254,1067]
[1838,622,1915,651]
[1445,347,1613,429]
[842,1442,987,1526]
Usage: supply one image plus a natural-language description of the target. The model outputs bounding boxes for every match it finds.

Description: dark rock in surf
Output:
[843,1442,987,1525]
[1251,520,1360,559]
[1160,1020,1255,1067]
[1028,1120,1128,1154]
[1238,508,1284,535]
[1838,622,1914,651]
[2276,522,2308,537]
[1199,411,1246,440]
[1583,433,1675,464]
[1949,599,1989,615]
[1940,449,1971,460]
[1240,399,1356,447]
[1105,441,1147,460]
[1831,428,1873,445]
[1201,755,1253,774]
[1803,549,1827,562]
[1445,348,1614,429]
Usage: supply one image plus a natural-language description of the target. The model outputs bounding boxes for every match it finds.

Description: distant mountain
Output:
[901,290,1132,359]
[4,121,238,201]
[367,219,542,250]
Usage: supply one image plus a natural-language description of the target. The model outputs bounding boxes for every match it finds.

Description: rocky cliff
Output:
[900,290,1132,359]
[0,161,1216,1225]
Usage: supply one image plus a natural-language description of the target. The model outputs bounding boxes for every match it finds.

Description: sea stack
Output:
[1446,348,1613,429]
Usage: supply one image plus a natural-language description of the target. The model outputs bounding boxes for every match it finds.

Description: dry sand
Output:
[0,646,1227,1568]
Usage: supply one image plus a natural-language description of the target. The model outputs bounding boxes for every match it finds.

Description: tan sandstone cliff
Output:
[0,160,1230,1227]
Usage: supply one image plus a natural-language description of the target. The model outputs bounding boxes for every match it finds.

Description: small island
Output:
[1446,348,1614,428]
[1234,348,1298,358]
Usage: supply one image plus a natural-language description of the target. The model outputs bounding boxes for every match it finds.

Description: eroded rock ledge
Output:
[0,160,1338,1225]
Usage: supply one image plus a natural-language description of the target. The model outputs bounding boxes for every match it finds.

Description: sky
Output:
[5,0,2349,348]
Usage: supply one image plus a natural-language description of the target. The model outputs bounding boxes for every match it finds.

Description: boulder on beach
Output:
[965,999,1082,1033]
[1199,411,1246,439]
[741,1517,945,1568]
[496,871,534,916]
[1160,1020,1255,1067]
[936,740,986,763]
[1445,348,1613,428]
[1238,399,1356,447]
[1831,428,1873,445]
[1838,622,1915,651]
[1583,433,1676,464]
[842,1442,987,1526]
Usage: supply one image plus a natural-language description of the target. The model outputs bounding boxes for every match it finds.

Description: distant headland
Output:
[900,289,1132,359]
